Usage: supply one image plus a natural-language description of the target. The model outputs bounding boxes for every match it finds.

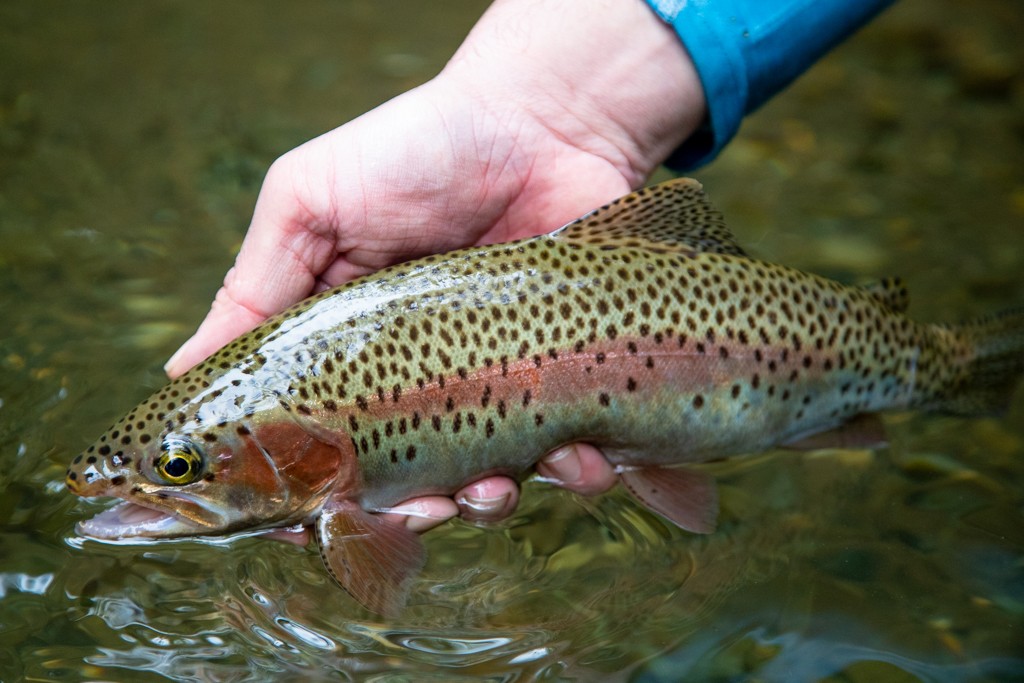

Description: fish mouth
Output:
[76,498,221,540]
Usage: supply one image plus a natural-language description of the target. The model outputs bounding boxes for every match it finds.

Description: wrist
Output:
[439,0,705,186]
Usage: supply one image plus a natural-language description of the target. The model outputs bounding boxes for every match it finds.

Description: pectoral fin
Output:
[619,466,719,534]
[315,498,426,616]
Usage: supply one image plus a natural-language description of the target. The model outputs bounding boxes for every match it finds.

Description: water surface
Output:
[1,1,1022,680]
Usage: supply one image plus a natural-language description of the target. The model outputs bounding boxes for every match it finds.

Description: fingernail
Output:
[163,343,186,376]
[456,492,511,516]
[387,501,449,533]
[538,445,581,484]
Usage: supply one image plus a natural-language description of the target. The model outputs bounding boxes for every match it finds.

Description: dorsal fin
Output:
[861,277,910,313]
[552,178,747,256]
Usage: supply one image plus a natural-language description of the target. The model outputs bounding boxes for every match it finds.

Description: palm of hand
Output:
[172,81,634,372]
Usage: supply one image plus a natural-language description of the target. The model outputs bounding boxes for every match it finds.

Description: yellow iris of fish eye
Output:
[156,446,202,485]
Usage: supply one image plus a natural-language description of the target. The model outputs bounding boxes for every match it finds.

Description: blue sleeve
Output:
[645,0,896,169]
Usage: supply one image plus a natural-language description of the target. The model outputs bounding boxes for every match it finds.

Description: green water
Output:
[1,1,1022,680]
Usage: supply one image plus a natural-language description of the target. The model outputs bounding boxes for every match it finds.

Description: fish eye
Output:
[155,438,204,485]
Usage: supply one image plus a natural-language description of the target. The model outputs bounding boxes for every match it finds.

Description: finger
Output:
[163,269,282,377]
[164,152,337,378]
[454,476,520,523]
[536,443,617,496]
[382,496,459,533]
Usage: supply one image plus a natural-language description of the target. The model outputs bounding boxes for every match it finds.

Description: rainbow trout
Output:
[66,179,1024,614]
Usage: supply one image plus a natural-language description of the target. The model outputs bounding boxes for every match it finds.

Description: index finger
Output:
[164,155,334,377]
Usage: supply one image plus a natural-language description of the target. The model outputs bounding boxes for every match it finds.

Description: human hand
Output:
[164,0,705,532]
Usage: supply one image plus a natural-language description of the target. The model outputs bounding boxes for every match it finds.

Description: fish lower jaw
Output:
[76,501,203,539]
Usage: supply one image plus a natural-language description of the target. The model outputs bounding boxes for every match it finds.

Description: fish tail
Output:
[930,306,1024,416]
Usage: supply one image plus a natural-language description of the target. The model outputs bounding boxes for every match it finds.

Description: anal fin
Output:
[782,413,888,451]
[315,498,426,617]
[619,466,719,534]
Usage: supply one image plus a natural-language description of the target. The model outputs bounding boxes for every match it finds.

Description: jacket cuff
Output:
[645,0,895,170]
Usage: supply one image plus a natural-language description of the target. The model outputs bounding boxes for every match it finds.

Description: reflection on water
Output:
[52,485,760,679]
[1,0,1022,680]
